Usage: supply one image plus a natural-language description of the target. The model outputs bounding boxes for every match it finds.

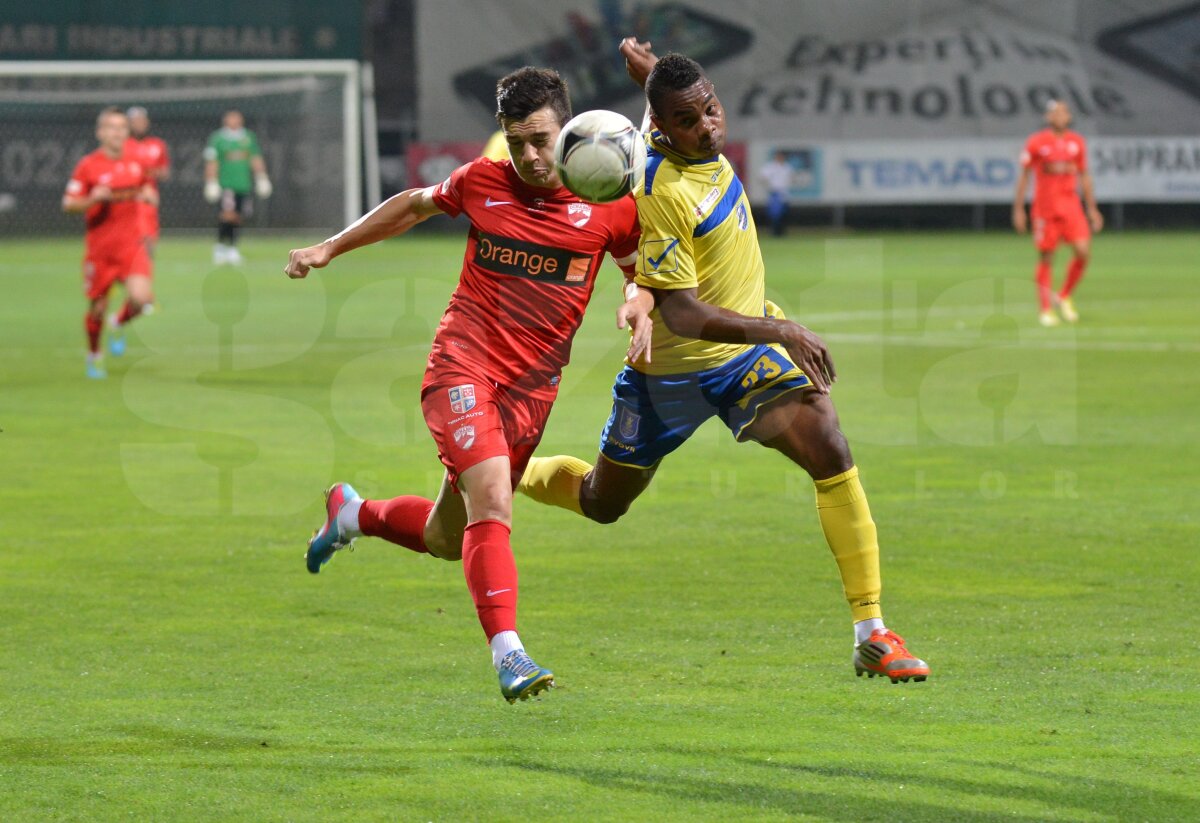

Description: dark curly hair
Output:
[646,53,707,117]
[495,67,572,126]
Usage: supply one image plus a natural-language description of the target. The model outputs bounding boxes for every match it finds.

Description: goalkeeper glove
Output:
[204,179,221,204]
[255,175,273,199]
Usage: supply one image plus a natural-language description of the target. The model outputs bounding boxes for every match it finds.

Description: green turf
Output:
[1,230,1197,821]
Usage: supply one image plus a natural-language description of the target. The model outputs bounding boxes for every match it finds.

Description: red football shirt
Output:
[427,158,640,400]
[65,150,148,253]
[1020,129,1087,215]
[123,136,169,190]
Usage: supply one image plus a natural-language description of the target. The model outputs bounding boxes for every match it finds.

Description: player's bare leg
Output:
[108,274,154,356]
[457,456,553,702]
[1057,238,1089,323]
[745,390,929,683]
[422,471,469,560]
[85,295,109,378]
[1036,248,1060,327]
[518,453,657,524]
[580,455,656,524]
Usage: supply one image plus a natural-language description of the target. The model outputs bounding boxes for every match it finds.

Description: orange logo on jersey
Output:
[472,229,591,286]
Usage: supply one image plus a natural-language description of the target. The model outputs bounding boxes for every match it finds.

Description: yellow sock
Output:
[517,455,591,516]
[814,466,883,623]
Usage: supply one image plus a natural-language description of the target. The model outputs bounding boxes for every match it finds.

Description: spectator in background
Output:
[760,150,793,237]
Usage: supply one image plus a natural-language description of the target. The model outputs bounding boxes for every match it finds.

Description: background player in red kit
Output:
[111,105,170,354]
[63,107,158,378]
[283,68,646,702]
[1012,100,1103,327]
[123,106,170,256]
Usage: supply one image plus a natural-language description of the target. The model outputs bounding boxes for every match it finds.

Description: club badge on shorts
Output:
[448,384,476,414]
[453,424,476,450]
[618,407,641,439]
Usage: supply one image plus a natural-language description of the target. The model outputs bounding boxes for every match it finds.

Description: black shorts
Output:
[219,190,254,220]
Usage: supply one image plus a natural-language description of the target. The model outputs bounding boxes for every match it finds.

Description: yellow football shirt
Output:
[632,132,765,375]
[481,130,509,162]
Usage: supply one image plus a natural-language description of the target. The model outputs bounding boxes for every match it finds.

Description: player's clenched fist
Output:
[284,242,333,279]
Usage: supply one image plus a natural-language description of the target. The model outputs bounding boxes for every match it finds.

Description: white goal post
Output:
[0,59,373,232]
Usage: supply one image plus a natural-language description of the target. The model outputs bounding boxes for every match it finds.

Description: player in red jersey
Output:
[63,107,158,378]
[284,68,647,703]
[1012,100,1103,327]
[123,106,169,253]
[110,106,171,353]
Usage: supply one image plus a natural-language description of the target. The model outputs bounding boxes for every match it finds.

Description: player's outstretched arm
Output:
[654,287,835,393]
[1011,167,1030,233]
[284,186,445,279]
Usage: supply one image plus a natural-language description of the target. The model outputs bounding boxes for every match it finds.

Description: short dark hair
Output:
[96,106,125,126]
[495,67,572,126]
[646,53,706,117]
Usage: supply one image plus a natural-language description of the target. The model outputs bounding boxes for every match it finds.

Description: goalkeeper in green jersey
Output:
[203,110,272,266]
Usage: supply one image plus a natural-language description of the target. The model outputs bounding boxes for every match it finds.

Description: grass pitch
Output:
[1,230,1197,821]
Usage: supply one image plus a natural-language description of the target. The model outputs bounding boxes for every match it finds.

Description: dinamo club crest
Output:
[453,424,476,450]
[568,202,592,228]
[448,384,476,414]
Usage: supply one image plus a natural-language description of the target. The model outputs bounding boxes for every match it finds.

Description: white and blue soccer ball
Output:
[554,110,646,203]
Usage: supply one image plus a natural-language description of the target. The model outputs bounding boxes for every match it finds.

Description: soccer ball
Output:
[554,110,646,203]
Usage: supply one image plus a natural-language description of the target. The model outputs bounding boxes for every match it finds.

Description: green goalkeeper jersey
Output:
[203,127,261,193]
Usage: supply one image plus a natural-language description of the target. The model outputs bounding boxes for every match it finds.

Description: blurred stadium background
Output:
[3,0,1199,235]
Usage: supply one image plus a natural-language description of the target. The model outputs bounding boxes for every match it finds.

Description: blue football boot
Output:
[305,483,361,574]
[85,356,107,379]
[498,650,555,703]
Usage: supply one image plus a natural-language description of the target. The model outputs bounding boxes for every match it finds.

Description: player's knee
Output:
[807,433,854,479]
[582,495,632,525]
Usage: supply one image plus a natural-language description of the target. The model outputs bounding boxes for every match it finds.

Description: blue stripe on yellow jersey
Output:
[632,132,764,375]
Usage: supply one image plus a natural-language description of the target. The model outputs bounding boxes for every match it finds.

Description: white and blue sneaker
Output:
[85,355,107,379]
[305,483,361,574]
[498,650,555,703]
[107,314,126,356]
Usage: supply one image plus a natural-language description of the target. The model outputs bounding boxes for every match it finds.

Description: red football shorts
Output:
[83,243,152,300]
[421,374,554,491]
[140,203,160,241]
[1032,201,1090,252]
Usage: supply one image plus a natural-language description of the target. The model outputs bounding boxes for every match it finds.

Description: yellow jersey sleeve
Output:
[634,193,696,290]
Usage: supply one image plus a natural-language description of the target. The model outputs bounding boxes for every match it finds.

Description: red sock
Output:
[85,314,103,354]
[116,300,142,326]
[1035,261,1053,311]
[1061,257,1086,298]
[358,496,433,553]
[461,519,517,641]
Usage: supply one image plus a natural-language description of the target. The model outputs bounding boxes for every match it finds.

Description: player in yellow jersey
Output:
[519,41,930,683]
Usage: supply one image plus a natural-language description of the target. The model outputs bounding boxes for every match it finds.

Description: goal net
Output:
[0,60,362,236]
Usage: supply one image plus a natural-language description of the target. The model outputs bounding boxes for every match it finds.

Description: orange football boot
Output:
[853,629,930,683]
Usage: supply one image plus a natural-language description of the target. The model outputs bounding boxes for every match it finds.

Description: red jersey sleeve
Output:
[608,197,640,276]
[430,160,477,218]
[1019,134,1037,169]
[65,156,92,198]
[1075,134,1088,173]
